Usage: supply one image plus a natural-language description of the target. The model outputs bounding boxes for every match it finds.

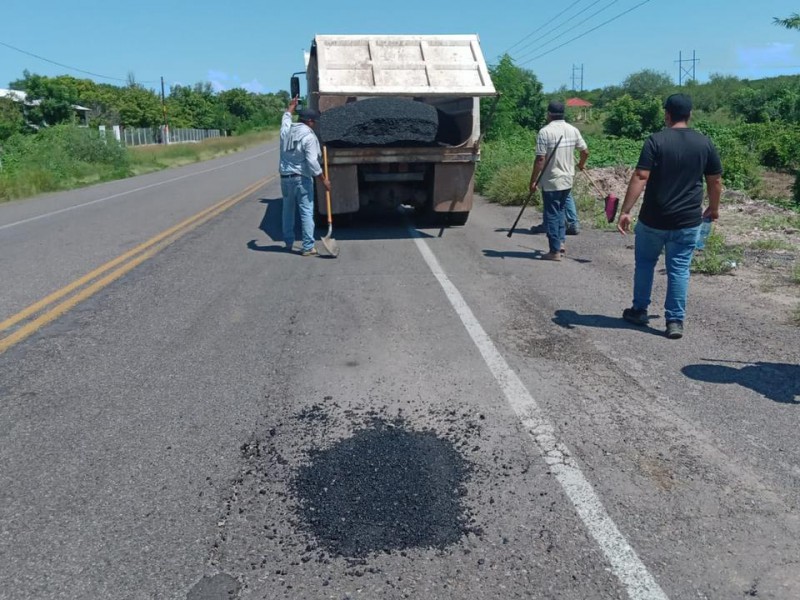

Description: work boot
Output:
[622,307,649,326]
[542,252,561,261]
[666,321,684,339]
[566,225,580,235]
[301,247,318,257]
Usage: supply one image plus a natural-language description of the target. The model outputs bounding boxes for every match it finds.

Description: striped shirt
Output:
[535,119,587,192]
[279,112,323,179]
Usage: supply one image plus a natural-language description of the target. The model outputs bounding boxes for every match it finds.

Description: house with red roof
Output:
[566,97,593,121]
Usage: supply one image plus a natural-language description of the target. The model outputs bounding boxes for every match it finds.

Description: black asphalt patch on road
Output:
[291,418,473,558]
[319,98,438,147]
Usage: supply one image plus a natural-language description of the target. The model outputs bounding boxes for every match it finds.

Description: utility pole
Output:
[571,64,584,92]
[676,51,698,86]
[160,76,170,144]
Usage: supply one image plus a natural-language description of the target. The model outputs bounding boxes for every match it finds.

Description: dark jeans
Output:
[542,189,570,253]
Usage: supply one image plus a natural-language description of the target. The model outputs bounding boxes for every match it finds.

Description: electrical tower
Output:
[571,64,584,91]
[676,51,698,85]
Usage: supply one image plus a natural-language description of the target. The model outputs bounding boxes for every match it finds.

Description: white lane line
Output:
[410,230,669,600]
[0,147,278,232]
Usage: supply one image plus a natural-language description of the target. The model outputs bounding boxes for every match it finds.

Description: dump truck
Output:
[291,34,497,225]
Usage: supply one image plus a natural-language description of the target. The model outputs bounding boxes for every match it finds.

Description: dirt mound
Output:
[573,166,633,200]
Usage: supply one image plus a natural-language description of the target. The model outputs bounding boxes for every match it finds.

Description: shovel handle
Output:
[582,168,605,198]
[323,145,332,226]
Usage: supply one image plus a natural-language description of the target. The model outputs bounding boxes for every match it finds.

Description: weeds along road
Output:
[1,141,799,599]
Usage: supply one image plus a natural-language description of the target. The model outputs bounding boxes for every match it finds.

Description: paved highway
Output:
[1,142,798,599]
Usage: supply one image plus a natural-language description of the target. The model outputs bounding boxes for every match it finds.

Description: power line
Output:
[0,39,154,84]
[518,0,654,66]
[504,0,585,55]
[513,0,619,64]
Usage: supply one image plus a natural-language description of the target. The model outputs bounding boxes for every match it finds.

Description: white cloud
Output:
[241,79,265,93]
[206,70,264,93]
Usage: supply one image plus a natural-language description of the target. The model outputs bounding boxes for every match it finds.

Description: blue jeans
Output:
[632,221,701,323]
[281,175,315,251]
[565,192,579,231]
[542,189,570,253]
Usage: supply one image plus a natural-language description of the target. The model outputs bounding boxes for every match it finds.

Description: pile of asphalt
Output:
[319,98,439,147]
[291,418,472,558]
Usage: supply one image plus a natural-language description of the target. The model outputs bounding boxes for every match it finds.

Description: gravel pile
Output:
[291,418,471,558]
[319,98,439,147]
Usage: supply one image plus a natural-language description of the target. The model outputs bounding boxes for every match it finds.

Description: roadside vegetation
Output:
[477,30,799,323]
[0,72,286,201]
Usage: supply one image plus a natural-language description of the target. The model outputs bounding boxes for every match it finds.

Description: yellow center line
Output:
[0,176,274,354]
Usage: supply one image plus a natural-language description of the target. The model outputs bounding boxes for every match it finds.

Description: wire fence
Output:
[107,126,225,147]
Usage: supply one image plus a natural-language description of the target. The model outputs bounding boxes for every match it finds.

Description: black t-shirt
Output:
[636,127,722,230]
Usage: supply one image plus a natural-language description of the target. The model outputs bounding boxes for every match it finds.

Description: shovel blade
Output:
[321,235,339,258]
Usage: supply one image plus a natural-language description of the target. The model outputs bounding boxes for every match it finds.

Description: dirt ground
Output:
[574,167,800,318]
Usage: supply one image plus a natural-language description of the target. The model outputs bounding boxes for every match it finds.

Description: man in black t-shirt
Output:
[617,94,723,339]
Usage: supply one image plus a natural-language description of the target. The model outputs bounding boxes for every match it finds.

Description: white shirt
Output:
[535,119,587,192]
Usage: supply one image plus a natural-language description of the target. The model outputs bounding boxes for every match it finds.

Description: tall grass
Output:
[691,231,743,275]
[128,129,277,175]
[0,126,277,202]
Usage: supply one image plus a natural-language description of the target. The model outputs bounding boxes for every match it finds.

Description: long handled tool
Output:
[508,136,562,238]
[320,145,339,258]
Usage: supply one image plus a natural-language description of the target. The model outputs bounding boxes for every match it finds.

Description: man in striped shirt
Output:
[530,101,589,261]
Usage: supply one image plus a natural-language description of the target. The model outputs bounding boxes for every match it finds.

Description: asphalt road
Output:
[1,142,798,600]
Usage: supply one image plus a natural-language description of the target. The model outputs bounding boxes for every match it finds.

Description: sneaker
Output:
[666,321,684,339]
[301,247,318,257]
[622,307,649,326]
[542,252,561,261]
[560,245,567,255]
[566,226,580,235]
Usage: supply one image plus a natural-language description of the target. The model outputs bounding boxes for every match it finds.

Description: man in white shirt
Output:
[530,101,589,261]
[279,97,331,256]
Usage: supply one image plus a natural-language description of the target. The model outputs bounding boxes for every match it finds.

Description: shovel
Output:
[320,145,339,258]
[582,169,619,223]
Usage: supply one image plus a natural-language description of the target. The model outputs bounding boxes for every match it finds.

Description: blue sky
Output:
[1,0,798,95]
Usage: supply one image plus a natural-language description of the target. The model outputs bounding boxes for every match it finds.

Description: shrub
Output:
[476,127,535,193]
[603,94,663,139]
[485,162,533,206]
[0,125,129,200]
[694,122,761,192]
[691,230,743,275]
[583,135,642,167]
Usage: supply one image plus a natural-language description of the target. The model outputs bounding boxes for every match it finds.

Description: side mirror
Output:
[290,76,300,99]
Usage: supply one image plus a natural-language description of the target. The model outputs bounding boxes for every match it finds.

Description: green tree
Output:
[481,54,546,139]
[167,83,219,129]
[218,88,255,121]
[774,13,800,29]
[604,94,663,139]
[10,70,80,126]
[0,97,25,140]
[117,84,161,128]
[621,69,674,100]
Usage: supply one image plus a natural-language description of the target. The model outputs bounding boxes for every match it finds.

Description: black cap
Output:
[298,107,320,122]
[547,100,565,116]
[664,94,692,119]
